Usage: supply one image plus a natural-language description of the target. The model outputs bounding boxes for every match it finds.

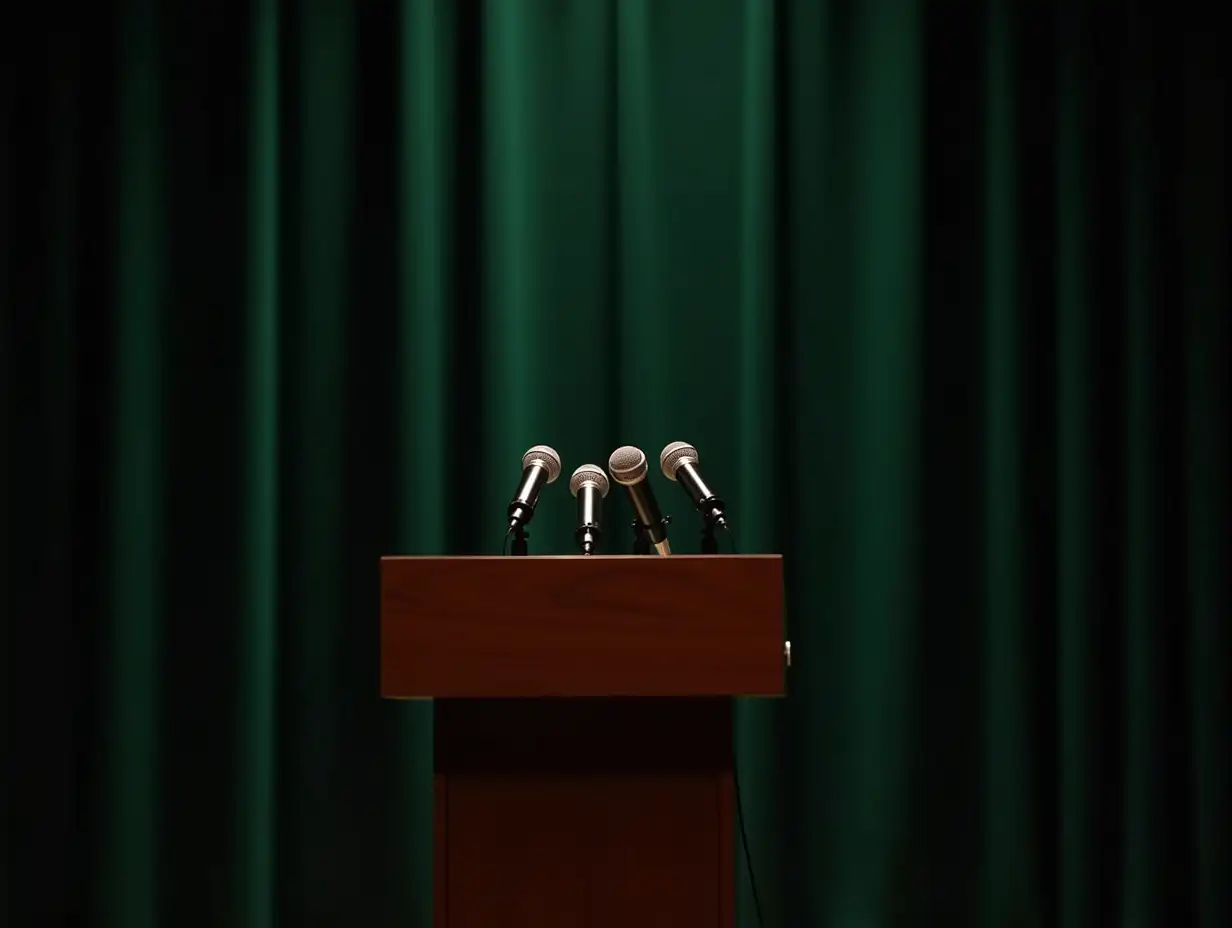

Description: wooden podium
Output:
[380,554,785,928]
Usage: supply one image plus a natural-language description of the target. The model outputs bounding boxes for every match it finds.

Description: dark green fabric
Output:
[5,1,1228,925]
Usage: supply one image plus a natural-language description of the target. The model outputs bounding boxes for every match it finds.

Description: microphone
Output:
[608,446,671,555]
[569,464,609,555]
[506,445,562,535]
[660,441,730,531]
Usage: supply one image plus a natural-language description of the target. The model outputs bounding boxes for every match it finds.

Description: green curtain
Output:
[4,1,1228,925]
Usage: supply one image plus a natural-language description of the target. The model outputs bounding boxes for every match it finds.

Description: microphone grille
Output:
[659,441,699,480]
[569,464,610,498]
[607,445,648,486]
[522,445,562,483]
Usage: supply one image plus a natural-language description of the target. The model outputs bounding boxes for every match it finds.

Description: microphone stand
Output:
[700,518,719,554]
[630,517,671,555]
[631,520,650,555]
[510,524,529,556]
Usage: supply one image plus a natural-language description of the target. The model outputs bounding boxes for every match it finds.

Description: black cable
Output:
[501,532,511,556]
[732,744,766,928]
[723,525,739,554]
[714,525,762,927]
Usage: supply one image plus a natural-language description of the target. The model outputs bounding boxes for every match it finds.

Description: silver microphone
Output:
[506,445,562,534]
[660,441,729,530]
[608,446,671,555]
[569,464,609,555]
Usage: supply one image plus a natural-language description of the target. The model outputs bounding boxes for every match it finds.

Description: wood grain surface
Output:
[380,554,784,698]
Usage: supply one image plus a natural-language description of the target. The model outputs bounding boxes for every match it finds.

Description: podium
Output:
[380,554,785,928]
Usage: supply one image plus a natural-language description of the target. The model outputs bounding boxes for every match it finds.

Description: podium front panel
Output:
[433,698,734,928]
[381,554,784,699]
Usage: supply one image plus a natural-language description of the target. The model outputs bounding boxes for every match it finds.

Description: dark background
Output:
[4,0,1228,925]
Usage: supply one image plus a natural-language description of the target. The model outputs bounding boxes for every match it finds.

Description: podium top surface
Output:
[380,554,784,699]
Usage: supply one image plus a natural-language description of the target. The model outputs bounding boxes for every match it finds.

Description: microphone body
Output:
[569,464,609,555]
[507,445,562,533]
[608,446,672,555]
[660,441,729,530]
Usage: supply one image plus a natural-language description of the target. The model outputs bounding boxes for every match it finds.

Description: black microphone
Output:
[660,441,730,531]
[569,464,609,555]
[608,445,671,555]
[507,445,562,534]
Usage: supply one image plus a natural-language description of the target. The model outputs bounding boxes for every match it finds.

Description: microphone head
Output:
[569,464,610,498]
[607,446,648,486]
[521,445,562,483]
[659,441,699,481]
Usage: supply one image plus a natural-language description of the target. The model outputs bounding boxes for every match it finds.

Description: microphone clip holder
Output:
[631,516,671,555]
[698,508,733,554]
